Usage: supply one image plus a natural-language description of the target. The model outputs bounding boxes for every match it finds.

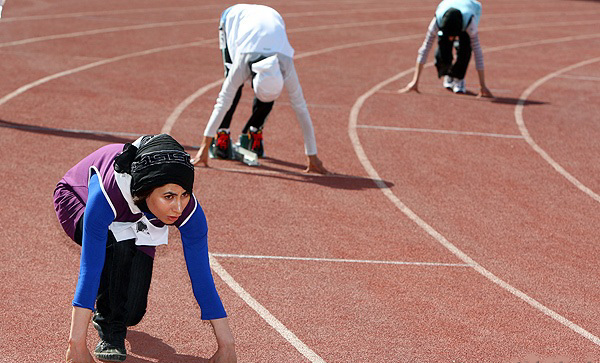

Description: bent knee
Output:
[126,309,146,327]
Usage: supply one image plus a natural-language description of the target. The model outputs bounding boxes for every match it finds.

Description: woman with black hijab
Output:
[54,134,236,363]
[400,0,493,97]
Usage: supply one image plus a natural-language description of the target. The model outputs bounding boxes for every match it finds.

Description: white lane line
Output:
[0,5,220,22]
[555,74,600,82]
[2,19,598,114]
[288,17,431,33]
[0,40,212,107]
[209,255,327,363]
[396,33,600,92]
[212,253,471,267]
[3,6,597,23]
[484,33,600,53]
[292,18,600,61]
[479,18,600,32]
[283,6,435,18]
[161,33,429,134]
[514,57,600,204]
[351,40,600,347]
[2,15,597,50]
[356,125,524,139]
[0,19,213,48]
[0,10,422,49]
[485,9,600,19]
[161,79,223,134]
[295,34,422,59]
[0,3,411,23]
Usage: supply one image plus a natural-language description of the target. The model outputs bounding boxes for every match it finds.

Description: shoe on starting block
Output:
[209,129,234,159]
[247,126,264,158]
[233,129,262,166]
[238,127,264,156]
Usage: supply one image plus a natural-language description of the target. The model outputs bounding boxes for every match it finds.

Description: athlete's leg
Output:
[124,248,154,327]
[449,31,472,80]
[435,35,454,78]
[242,98,274,134]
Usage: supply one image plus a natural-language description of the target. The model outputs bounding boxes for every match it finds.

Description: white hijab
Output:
[252,55,284,102]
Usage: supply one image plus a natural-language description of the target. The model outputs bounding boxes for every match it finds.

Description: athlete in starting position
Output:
[192,4,328,174]
[54,134,236,363]
[400,0,493,97]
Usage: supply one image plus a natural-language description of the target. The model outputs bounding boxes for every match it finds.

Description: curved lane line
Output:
[356,125,524,139]
[0,19,214,48]
[209,255,326,363]
[1,16,597,49]
[350,38,600,346]
[0,40,213,107]
[556,74,600,81]
[1,19,597,112]
[160,34,426,134]
[0,5,448,23]
[396,33,600,92]
[3,7,597,23]
[514,57,600,203]
[164,23,600,134]
[160,79,223,134]
[2,15,599,357]
[0,5,220,22]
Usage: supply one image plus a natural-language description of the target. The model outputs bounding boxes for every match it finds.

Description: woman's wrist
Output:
[69,306,92,343]
[211,317,235,347]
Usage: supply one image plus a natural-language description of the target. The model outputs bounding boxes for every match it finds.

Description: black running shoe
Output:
[94,340,126,362]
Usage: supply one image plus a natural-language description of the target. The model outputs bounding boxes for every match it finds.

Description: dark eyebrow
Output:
[162,191,179,196]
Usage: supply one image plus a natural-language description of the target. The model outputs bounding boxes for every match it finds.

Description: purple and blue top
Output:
[53,143,226,320]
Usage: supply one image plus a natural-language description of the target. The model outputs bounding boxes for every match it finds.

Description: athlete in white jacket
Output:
[192,4,328,174]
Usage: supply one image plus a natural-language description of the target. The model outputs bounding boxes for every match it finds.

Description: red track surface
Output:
[1,1,600,362]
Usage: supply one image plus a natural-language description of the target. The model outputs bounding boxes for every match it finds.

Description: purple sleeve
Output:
[178,203,227,320]
[72,173,114,310]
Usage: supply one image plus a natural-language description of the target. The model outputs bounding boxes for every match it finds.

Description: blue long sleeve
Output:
[179,204,227,320]
[72,173,114,310]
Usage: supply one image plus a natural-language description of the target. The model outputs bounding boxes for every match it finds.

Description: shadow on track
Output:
[0,119,200,149]
[126,330,209,363]
[491,97,546,106]
[0,119,393,190]
[441,90,547,105]
[201,156,395,190]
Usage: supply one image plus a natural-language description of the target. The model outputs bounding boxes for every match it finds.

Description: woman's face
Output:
[145,183,191,225]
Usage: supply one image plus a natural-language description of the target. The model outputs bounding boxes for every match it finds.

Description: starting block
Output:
[208,133,261,167]
[232,143,260,166]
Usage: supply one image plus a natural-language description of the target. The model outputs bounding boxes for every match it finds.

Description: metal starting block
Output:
[232,143,260,166]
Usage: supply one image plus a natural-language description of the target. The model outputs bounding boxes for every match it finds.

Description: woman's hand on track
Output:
[66,341,94,363]
[305,154,329,175]
[191,136,213,167]
[399,81,420,94]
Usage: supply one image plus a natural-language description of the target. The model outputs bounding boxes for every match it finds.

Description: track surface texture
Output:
[1,1,600,362]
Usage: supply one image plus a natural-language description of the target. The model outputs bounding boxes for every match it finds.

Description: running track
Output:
[1,1,599,362]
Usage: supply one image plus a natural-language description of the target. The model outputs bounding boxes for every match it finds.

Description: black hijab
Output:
[438,8,463,37]
[114,134,194,196]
